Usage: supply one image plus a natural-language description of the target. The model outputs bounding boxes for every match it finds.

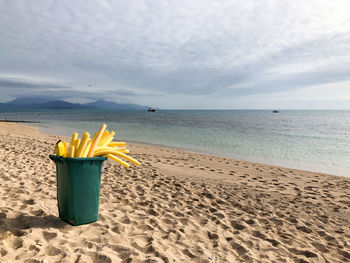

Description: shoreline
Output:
[0,121,350,262]
[5,121,347,181]
[30,120,347,178]
[0,119,41,123]
[13,121,350,179]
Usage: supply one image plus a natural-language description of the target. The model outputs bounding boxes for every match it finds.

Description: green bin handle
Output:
[49,155,107,163]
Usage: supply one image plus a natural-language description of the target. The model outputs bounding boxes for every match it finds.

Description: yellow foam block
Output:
[63,142,69,157]
[57,142,64,156]
[76,132,90,157]
[93,149,140,166]
[95,147,129,154]
[108,142,126,147]
[99,131,115,146]
[82,141,91,157]
[70,132,78,148]
[106,154,130,168]
[68,145,75,158]
[87,124,107,157]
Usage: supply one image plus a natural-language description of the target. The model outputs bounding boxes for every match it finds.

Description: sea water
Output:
[1,109,350,177]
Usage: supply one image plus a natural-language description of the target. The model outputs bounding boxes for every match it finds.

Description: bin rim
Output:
[49,154,107,162]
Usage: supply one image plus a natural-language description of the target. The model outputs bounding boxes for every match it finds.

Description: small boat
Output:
[272,110,279,113]
[148,107,156,112]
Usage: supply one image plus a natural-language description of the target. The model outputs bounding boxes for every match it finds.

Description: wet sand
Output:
[0,122,350,262]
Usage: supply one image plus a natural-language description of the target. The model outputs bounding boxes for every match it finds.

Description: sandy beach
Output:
[0,122,350,263]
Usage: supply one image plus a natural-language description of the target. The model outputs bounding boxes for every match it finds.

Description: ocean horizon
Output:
[1,109,349,177]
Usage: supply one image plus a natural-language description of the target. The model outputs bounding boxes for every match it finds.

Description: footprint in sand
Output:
[90,253,112,263]
[110,245,134,261]
[230,242,248,256]
[131,235,154,254]
[0,248,8,256]
[288,248,318,259]
[182,248,196,259]
[245,219,255,225]
[46,245,61,256]
[12,238,23,249]
[230,220,246,230]
[296,225,312,234]
[111,223,125,234]
[311,242,329,253]
[43,231,57,242]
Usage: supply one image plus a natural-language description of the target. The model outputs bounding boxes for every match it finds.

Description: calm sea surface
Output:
[1,109,350,177]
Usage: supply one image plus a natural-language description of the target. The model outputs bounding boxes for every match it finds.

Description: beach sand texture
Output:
[0,122,350,262]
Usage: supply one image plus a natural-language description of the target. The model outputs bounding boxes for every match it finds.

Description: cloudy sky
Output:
[1,0,350,109]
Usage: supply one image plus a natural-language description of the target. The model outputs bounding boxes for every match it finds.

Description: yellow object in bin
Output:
[87,124,107,157]
[63,142,69,157]
[70,133,78,148]
[68,145,75,158]
[52,123,140,167]
[76,132,90,158]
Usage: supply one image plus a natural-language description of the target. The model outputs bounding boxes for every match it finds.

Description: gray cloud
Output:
[0,0,350,108]
[0,78,71,90]
[0,76,161,104]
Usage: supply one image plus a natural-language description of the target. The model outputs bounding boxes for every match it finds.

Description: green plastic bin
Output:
[49,155,107,226]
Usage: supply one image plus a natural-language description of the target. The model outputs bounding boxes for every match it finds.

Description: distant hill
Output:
[9,97,59,105]
[2,99,90,110]
[84,100,148,110]
[0,103,16,110]
[35,100,91,109]
[0,97,149,110]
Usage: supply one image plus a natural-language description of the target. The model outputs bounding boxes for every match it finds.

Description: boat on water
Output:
[148,107,156,112]
[272,110,279,113]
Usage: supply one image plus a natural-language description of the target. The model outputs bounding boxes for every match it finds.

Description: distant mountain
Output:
[9,97,56,105]
[35,100,91,109]
[84,100,148,110]
[0,97,149,110]
[0,103,16,110]
[1,99,89,109]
